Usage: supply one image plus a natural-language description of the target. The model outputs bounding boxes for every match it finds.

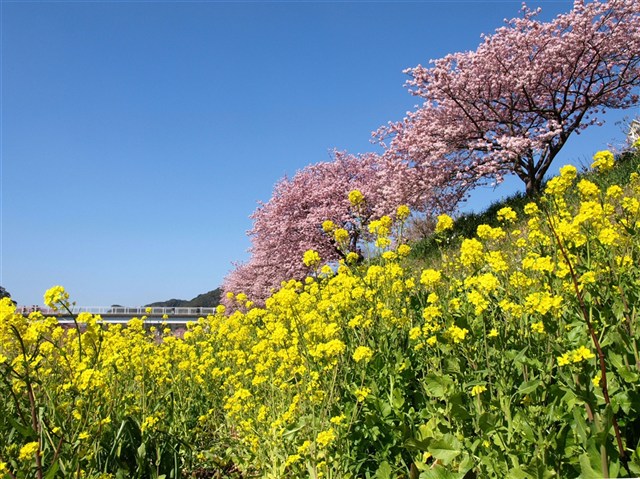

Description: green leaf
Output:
[423,374,453,399]
[505,468,533,479]
[375,461,392,479]
[561,389,578,410]
[617,366,639,384]
[44,460,60,479]
[418,422,437,441]
[282,422,305,438]
[428,434,461,465]
[629,455,640,475]
[579,452,602,479]
[448,392,471,421]
[7,415,35,438]
[522,457,557,479]
[517,379,541,395]
[137,442,146,459]
[392,387,405,410]
[611,391,632,414]
[478,413,498,434]
[572,408,589,446]
[419,464,465,479]
[512,412,535,443]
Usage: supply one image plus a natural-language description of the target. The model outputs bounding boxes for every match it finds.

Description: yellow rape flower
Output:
[334,228,350,243]
[622,197,640,215]
[591,150,614,172]
[19,441,40,461]
[560,164,578,179]
[352,346,374,363]
[485,251,508,272]
[577,179,600,199]
[545,165,577,196]
[524,292,563,316]
[285,454,301,467]
[322,220,335,233]
[346,251,360,264]
[497,206,517,223]
[435,214,454,233]
[459,238,484,267]
[396,204,410,220]
[558,346,595,366]
[409,327,421,341]
[348,189,365,207]
[579,271,597,285]
[446,325,469,344]
[420,268,441,287]
[476,224,505,240]
[297,440,312,455]
[572,345,595,362]
[530,321,545,334]
[593,372,602,388]
[422,305,442,321]
[470,385,487,396]
[355,386,371,402]
[598,228,620,246]
[316,428,336,448]
[524,202,539,216]
[557,353,571,366]
[606,185,623,200]
[303,249,321,268]
[43,285,69,309]
[330,414,346,425]
[382,251,397,261]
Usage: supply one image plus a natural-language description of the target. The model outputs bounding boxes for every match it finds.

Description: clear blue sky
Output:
[2,1,636,307]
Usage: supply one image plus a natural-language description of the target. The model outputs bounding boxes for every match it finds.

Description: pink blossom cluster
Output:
[222,151,430,304]
[376,0,640,196]
[224,0,640,302]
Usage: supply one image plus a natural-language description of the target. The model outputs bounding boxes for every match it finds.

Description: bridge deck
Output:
[16,306,217,317]
[15,306,218,325]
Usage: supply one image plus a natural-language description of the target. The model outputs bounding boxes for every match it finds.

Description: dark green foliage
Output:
[410,148,640,261]
[145,289,222,308]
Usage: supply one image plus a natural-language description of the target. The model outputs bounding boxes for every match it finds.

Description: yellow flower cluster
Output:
[470,385,487,396]
[43,285,70,309]
[591,150,614,172]
[3,151,640,478]
[348,189,365,207]
[303,249,321,268]
[435,214,454,233]
[557,345,596,366]
[352,346,374,363]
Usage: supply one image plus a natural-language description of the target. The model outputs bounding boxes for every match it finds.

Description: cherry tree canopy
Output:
[222,151,429,304]
[377,0,640,196]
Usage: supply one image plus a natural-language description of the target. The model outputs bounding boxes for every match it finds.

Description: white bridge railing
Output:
[16,306,218,317]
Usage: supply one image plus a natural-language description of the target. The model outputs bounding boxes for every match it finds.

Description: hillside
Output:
[145,288,221,308]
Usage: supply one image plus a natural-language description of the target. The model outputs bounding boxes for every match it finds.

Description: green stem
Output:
[61,302,83,361]
[12,326,44,479]
[544,210,628,473]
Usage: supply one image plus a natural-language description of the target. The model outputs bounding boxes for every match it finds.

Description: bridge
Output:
[15,306,218,326]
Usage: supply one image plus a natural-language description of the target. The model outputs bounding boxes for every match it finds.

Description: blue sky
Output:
[2,0,637,307]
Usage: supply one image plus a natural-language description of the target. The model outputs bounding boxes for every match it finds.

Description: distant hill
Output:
[146,288,221,308]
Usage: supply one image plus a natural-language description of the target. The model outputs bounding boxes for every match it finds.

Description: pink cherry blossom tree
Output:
[222,151,430,304]
[377,0,640,197]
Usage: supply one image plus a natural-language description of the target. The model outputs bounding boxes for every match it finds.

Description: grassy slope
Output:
[408,148,640,265]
